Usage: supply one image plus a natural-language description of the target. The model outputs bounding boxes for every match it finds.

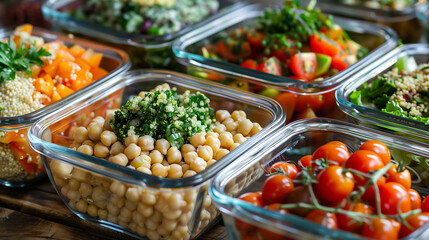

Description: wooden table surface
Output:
[0,178,228,240]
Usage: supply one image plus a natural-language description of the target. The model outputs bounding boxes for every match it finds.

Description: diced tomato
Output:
[321,25,344,41]
[240,59,258,70]
[274,92,298,124]
[293,107,317,121]
[309,34,341,57]
[246,29,265,48]
[216,40,251,62]
[257,57,282,76]
[271,38,298,62]
[289,53,317,81]
[331,55,357,72]
[295,94,325,113]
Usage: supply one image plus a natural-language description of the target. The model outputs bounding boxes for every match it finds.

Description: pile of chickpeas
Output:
[49,87,263,240]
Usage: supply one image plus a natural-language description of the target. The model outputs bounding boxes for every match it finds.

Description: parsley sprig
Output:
[0,39,51,83]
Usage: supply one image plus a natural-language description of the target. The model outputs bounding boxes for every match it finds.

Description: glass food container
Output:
[42,0,242,69]
[173,0,398,124]
[416,0,429,43]
[336,44,429,143]
[0,26,130,187]
[210,118,429,240]
[28,70,286,240]
[303,0,424,43]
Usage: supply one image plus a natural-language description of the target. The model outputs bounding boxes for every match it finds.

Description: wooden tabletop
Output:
[0,178,228,240]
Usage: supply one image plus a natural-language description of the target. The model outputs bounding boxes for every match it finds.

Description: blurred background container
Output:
[0,0,46,28]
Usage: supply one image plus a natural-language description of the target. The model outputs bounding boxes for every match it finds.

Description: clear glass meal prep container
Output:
[28,70,286,240]
[173,0,398,123]
[337,44,429,144]
[301,0,425,43]
[0,26,130,187]
[210,118,429,240]
[42,0,243,69]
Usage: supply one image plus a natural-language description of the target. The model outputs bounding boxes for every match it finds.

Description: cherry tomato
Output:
[240,59,258,70]
[241,231,260,240]
[305,210,338,229]
[216,40,251,62]
[266,203,289,214]
[312,141,350,169]
[399,213,429,238]
[285,185,313,216]
[236,192,264,232]
[258,227,287,240]
[262,175,294,204]
[408,189,422,210]
[422,197,429,212]
[379,182,412,215]
[344,150,384,186]
[270,162,298,179]
[292,107,317,121]
[315,166,354,204]
[386,164,411,190]
[359,140,391,165]
[289,52,317,81]
[274,92,298,124]
[295,94,325,113]
[298,155,312,171]
[318,90,336,115]
[246,28,265,48]
[361,218,400,240]
[361,176,386,204]
[257,56,282,76]
[309,34,341,57]
[331,55,354,72]
[337,202,374,233]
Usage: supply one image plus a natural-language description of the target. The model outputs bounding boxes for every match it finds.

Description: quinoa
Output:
[0,143,26,180]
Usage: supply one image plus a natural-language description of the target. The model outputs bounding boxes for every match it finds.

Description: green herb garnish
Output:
[111,89,215,148]
[0,39,51,83]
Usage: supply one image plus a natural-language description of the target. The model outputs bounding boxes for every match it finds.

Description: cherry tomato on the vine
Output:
[236,192,264,232]
[359,140,391,165]
[386,164,411,190]
[298,155,312,171]
[270,161,298,179]
[361,218,401,240]
[379,182,412,215]
[315,166,354,204]
[337,202,374,233]
[262,175,294,204]
[344,150,384,186]
[312,141,350,168]
[305,210,338,229]
[422,197,429,212]
[399,213,429,238]
[408,189,422,210]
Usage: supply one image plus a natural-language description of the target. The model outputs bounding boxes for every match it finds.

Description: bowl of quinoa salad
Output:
[28,70,285,240]
[0,25,130,187]
[42,0,242,68]
[337,43,429,188]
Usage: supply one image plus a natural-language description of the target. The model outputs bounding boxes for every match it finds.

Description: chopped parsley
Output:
[0,39,51,83]
[110,89,215,148]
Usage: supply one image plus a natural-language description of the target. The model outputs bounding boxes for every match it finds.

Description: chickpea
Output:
[87,204,98,217]
[94,142,110,158]
[77,144,93,156]
[73,127,88,143]
[76,199,88,213]
[207,159,216,167]
[190,132,205,147]
[50,160,73,179]
[197,145,213,162]
[152,163,168,178]
[110,141,125,155]
[206,132,219,139]
[110,153,128,166]
[238,118,253,136]
[183,151,197,164]
[98,209,108,220]
[138,135,155,151]
[219,132,234,148]
[125,187,140,203]
[110,181,126,197]
[233,133,247,144]
[81,140,95,147]
[183,170,197,178]
[190,157,207,173]
[124,143,141,160]
[149,150,163,164]
[223,118,238,132]
[167,164,183,179]
[124,135,138,146]
[92,186,108,202]
[131,155,151,169]
[68,178,80,191]
[180,163,190,173]
[103,111,115,130]
[100,130,117,147]
[231,110,246,121]
[250,122,263,136]
[167,146,182,164]
[155,139,170,155]
[79,182,92,198]
[216,110,231,122]
[137,167,152,175]
[181,144,195,155]
[140,191,157,206]
[205,136,220,153]
[87,123,103,141]
[107,202,120,216]
[213,124,226,134]
[214,149,229,160]
[91,116,105,126]
[230,143,240,151]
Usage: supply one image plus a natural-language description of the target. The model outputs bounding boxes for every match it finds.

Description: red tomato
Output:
[361,218,400,240]
[386,164,411,190]
[258,227,287,240]
[295,94,325,113]
[236,192,264,232]
[257,57,282,76]
[262,175,294,204]
[292,107,317,121]
[309,34,341,57]
[246,29,265,48]
[359,140,391,165]
[332,55,357,72]
[298,155,312,171]
[315,166,354,204]
[289,52,317,81]
[361,176,386,204]
[270,162,298,179]
[274,92,298,124]
[321,25,344,40]
[312,141,350,169]
[305,210,338,229]
[266,203,289,214]
[240,59,258,70]
[216,40,251,62]
[337,202,374,233]
[271,39,298,62]
[408,189,422,210]
[379,182,411,215]
[422,197,429,212]
[241,231,260,240]
[285,185,313,216]
[318,89,336,115]
[399,213,429,238]
[344,150,384,186]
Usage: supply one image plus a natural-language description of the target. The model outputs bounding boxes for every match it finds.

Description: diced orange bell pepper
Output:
[81,49,103,68]
[91,67,108,81]
[56,83,75,98]
[15,24,33,34]
[56,49,76,62]
[51,90,62,102]
[69,45,86,58]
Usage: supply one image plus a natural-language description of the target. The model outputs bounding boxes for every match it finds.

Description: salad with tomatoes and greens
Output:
[236,140,429,240]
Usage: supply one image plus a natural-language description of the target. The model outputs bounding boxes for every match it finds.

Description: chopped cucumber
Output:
[315,54,332,77]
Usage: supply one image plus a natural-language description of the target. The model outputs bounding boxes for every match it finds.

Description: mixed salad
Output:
[0,24,108,182]
[71,0,219,36]
[339,0,414,11]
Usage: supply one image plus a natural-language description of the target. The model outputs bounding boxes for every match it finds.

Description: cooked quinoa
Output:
[0,143,26,180]
[388,64,429,117]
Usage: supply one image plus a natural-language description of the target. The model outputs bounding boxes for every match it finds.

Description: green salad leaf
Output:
[353,75,396,109]
[382,101,429,125]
